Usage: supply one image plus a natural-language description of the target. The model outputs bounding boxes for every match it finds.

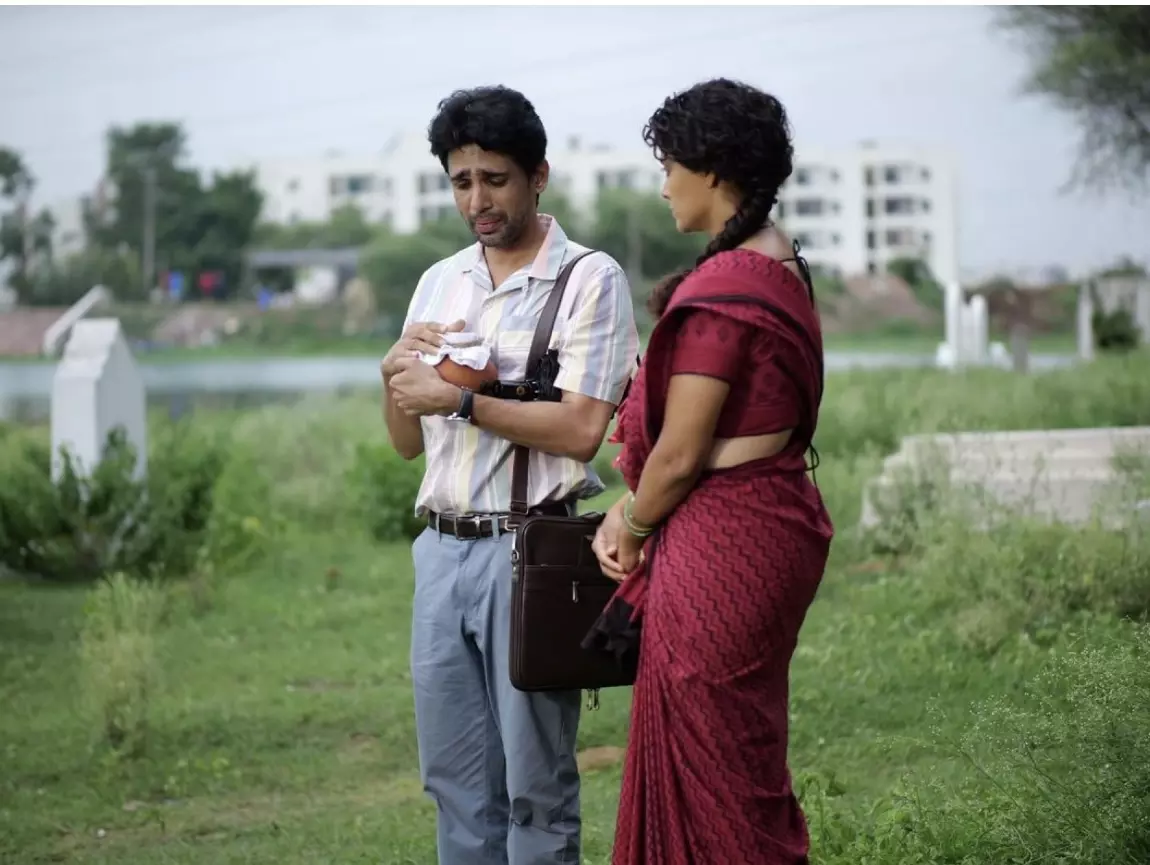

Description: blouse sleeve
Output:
[669,309,752,383]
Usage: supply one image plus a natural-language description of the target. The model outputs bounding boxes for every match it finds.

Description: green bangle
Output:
[623,495,655,538]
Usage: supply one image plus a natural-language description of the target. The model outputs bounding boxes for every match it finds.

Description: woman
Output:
[585,78,834,865]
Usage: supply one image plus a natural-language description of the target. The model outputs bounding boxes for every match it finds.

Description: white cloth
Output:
[417,331,492,370]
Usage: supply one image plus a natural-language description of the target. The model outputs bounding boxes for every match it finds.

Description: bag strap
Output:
[510,250,595,516]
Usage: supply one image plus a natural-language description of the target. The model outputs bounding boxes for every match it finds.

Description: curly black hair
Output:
[643,78,795,316]
[427,86,548,179]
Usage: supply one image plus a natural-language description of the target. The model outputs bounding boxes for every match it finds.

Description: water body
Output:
[0,352,1076,424]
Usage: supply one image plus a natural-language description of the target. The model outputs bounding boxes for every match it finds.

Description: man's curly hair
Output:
[427,85,547,179]
[643,78,795,316]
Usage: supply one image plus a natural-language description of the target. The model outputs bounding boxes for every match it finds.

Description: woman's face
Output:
[660,159,715,234]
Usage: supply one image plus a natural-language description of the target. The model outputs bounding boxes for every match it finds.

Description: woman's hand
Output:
[615,523,646,575]
[592,496,629,582]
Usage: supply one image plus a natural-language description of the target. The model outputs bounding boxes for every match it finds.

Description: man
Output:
[381,86,639,865]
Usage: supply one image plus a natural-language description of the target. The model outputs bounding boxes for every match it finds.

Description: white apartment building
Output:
[251,134,958,283]
[776,141,959,285]
[250,131,664,235]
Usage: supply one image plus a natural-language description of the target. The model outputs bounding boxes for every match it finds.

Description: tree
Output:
[588,189,703,285]
[88,122,263,299]
[0,146,54,299]
[887,256,944,311]
[253,203,379,251]
[360,229,459,322]
[997,6,1150,192]
[0,147,33,199]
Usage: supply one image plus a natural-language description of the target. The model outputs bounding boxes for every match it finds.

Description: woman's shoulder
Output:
[690,248,784,283]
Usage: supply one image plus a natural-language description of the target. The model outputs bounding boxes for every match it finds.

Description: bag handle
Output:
[510,250,595,516]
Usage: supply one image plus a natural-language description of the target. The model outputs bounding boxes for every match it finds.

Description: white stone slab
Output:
[50,318,147,482]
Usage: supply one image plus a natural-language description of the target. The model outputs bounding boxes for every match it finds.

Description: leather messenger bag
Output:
[506,251,639,702]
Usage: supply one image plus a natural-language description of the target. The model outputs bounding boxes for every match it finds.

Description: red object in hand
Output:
[437,356,498,391]
[433,332,498,391]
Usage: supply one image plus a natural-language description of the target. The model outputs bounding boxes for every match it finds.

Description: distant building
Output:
[248,134,959,282]
[775,142,959,285]
[47,196,86,261]
[247,132,665,236]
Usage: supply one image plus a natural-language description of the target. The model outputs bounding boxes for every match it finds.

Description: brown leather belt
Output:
[427,501,572,540]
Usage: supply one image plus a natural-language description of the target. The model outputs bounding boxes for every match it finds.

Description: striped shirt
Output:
[402,215,639,517]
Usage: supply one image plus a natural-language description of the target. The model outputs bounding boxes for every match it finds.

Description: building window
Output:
[794,231,815,248]
[418,173,441,195]
[885,228,915,247]
[865,168,875,187]
[828,169,840,183]
[831,233,841,246]
[346,174,373,194]
[867,230,876,250]
[616,170,635,190]
[921,199,932,213]
[794,168,811,185]
[866,198,875,218]
[921,167,932,181]
[884,166,900,184]
[794,198,823,217]
[775,201,786,219]
[287,178,300,193]
[419,205,435,225]
[596,171,609,190]
[884,196,915,215]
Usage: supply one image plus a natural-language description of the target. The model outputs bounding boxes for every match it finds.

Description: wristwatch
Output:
[447,388,475,423]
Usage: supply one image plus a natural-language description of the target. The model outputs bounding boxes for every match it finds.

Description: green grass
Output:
[3,352,1150,863]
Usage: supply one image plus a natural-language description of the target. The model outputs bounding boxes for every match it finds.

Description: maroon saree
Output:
[584,249,834,865]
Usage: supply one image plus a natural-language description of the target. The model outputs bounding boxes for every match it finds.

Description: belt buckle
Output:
[469,515,484,539]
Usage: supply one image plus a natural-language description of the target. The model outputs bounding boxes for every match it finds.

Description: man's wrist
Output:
[438,384,464,416]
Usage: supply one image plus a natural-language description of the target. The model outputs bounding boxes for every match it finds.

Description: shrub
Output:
[194,394,428,557]
[1092,306,1142,353]
[911,513,1150,658]
[815,350,1150,462]
[78,572,167,757]
[346,440,425,543]
[887,623,1150,865]
[0,422,227,584]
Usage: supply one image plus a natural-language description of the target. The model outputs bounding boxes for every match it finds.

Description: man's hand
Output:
[389,355,461,418]
[381,319,465,380]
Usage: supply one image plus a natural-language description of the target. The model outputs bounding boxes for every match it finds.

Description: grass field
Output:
[2,352,1150,864]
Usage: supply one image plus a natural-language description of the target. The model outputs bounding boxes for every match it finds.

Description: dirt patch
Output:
[577,745,625,773]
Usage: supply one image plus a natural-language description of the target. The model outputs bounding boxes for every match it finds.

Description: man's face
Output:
[446,144,546,249]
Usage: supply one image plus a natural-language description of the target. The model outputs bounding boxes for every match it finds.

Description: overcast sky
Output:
[1,4,1147,280]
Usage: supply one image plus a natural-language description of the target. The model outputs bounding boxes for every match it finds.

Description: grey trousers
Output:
[410,527,582,865]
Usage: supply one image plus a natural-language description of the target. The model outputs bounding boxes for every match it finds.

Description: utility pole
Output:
[141,164,157,296]
[625,195,642,285]
[18,184,32,278]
